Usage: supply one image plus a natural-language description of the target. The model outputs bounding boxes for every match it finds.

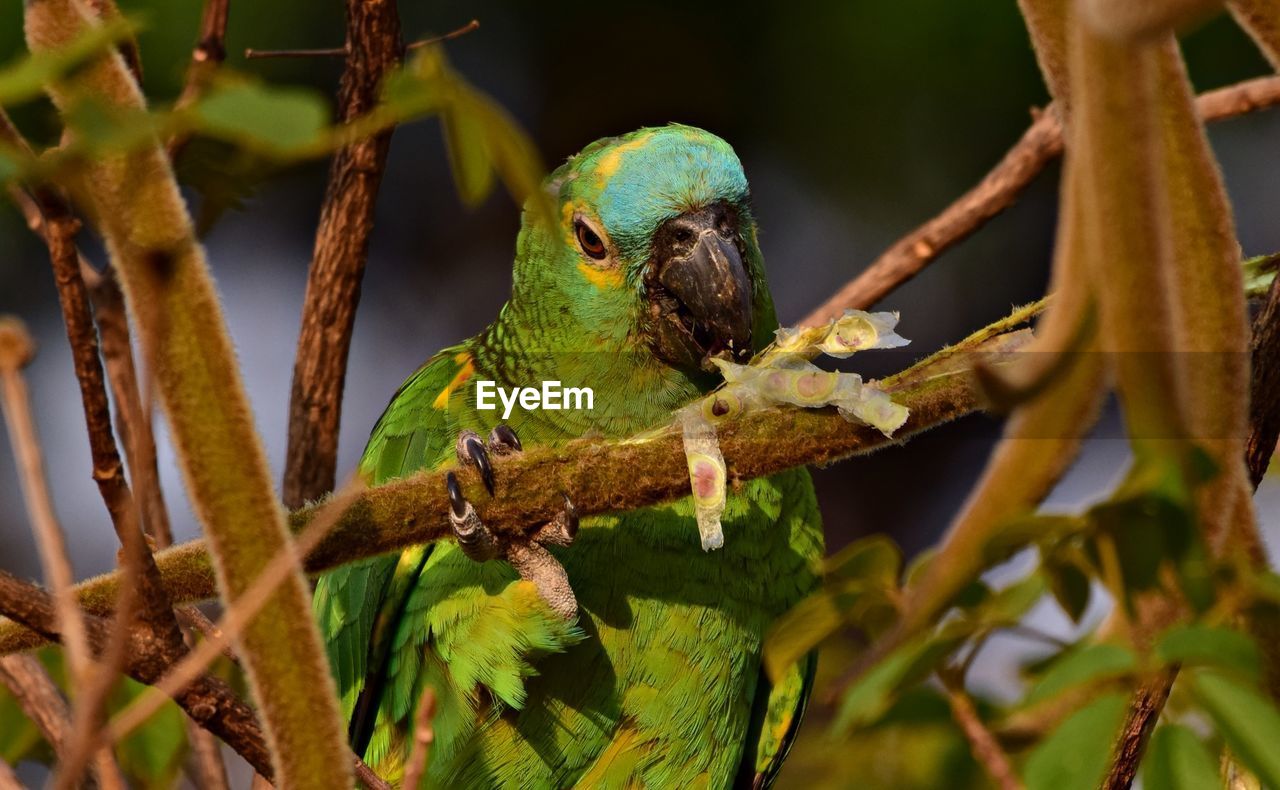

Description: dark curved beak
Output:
[657,225,753,361]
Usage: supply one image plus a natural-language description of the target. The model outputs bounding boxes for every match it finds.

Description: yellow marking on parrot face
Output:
[433,355,475,409]
[577,260,625,289]
[593,132,655,187]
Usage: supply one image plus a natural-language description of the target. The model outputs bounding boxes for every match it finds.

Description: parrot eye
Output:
[575,220,608,260]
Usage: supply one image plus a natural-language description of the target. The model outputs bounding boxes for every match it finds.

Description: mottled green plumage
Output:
[313,125,824,788]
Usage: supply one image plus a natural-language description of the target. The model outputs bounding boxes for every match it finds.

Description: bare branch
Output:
[1102,667,1178,790]
[0,319,94,697]
[0,757,23,790]
[944,685,1022,790]
[245,20,478,59]
[167,0,229,158]
[1247,270,1280,486]
[282,0,403,509]
[401,687,436,790]
[800,75,1280,325]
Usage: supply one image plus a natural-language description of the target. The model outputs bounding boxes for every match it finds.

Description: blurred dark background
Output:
[1,1,1279,784]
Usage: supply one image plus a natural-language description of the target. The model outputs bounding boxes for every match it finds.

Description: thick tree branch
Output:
[800,74,1280,325]
[1247,270,1280,486]
[282,0,403,509]
[0,322,1034,653]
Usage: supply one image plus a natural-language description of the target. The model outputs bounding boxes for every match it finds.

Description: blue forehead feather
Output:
[554,125,750,264]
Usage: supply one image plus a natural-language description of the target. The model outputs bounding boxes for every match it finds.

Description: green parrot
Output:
[313,124,824,788]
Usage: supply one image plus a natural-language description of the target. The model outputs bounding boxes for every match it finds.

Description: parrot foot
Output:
[454,425,523,494]
[445,468,581,620]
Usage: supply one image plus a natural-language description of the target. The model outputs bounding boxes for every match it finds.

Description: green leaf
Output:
[764,592,841,682]
[1140,724,1220,790]
[833,633,963,733]
[974,572,1047,628]
[1045,557,1092,623]
[983,514,1085,567]
[1024,643,1138,706]
[0,685,44,765]
[1243,252,1279,299]
[764,565,900,682]
[110,677,188,788]
[441,103,496,206]
[1190,670,1280,787]
[825,534,902,588]
[0,16,137,105]
[1086,455,1211,610]
[1024,692,1128,790]
[1155,624,1261,684]
[192,81,329,154]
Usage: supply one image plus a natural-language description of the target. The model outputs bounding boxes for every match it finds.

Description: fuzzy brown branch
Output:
[0,323,1033,654]
[0,570,275,779]
[799,74,1280,325]
[282,0,403,509]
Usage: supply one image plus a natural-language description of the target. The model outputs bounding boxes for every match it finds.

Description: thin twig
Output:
[281,0,403,509]
[356,759,393,790]
[174,606,240,665]
[0,570,275,779]
[401,687,437,790]
[0,320,94,700]
[81,265,174,546]
[799,74,1280,325]
[0,758,23,790]
[945,685,1023,790]
[245,19,477,59]
[167,0,229,158]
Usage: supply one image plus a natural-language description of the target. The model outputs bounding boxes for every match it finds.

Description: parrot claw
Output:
[455,430,495,495]
[442,471,580,619]
[488,424,523,455]
[447,471,499,561]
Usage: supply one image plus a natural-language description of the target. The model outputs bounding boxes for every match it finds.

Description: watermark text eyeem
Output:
[475,380,594,419]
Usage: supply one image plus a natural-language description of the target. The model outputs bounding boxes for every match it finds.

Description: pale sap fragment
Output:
[772,310,910,359]
[680,408,727,551]
[710,359,909,436]
[674,310,911,551]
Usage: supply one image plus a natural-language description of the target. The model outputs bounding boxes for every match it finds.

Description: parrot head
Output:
[509,124,778,377]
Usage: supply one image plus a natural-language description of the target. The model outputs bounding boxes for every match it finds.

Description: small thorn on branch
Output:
[245,19,478,59]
